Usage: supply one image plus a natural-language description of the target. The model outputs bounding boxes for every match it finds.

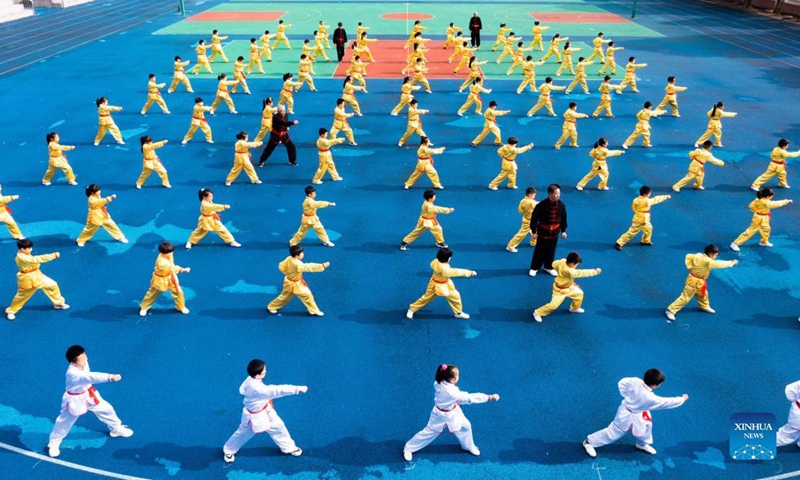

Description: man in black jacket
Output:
[258,105,299,167]
[528,184,567,276]
[333,22,347,62]
[469,12,482,48]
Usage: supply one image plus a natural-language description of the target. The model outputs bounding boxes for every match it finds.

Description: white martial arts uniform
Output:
[48,363,125,448]
[404,381,490,454]
[586,377,686,448]
[777,380,800,447]
[222,376,302,455]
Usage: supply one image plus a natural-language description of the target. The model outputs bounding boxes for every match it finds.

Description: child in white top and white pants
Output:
[777,380,800,447]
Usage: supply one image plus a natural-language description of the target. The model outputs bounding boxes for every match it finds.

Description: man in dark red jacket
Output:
[333,22,348,62]
[469,12,483,48]
[258,105,299,167]
[528,184,568,276]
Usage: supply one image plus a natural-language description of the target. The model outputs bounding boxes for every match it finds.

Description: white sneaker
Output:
[42,181,52,186]
[533,312,542,322]
[230,242,242,248]
[312,180,323,185]
[139,308,148,317]
[780,184,791,189]
[48,442,61,458]
[544,268,557,276]
[185,242,193,249]
[467,447,481,456]
[406,309,414,319]
[621,144,628,150]
[6,313,15,321]
[181,308,190,314]
[77,242,85,247]
[68,181,78,186]
[598,186,609,191]
[94,142,99,146]
[699,307,716,314]
[693,186,705,190]
[223,453,235,463]
[759,241,773,248]
[750,185,758,192]
[636,444,657,455]
[506,246,518,253]
[528,269,537,277]
[454,312,470,319]
[488,186,498,191]
[181,140,188,145]
[729,242,740,252]
[333,177,344,182]
[165,184,172,188]
[135,184,142,189]
[583,440,597,458]
[225,181,231,186]
[403,185,410,190]
[54,304,70,310]
[694,143,699,148]
[310,311,325,317]
[672,187,680,192]
[575,185,583,191]
[110,425,133,437]
[268,308,278,314]
[322,242,335,247]
[665,310,675,321]
[286,448,302,457]
[569,308,585,314]
[403,450,413,461]
[119,238,129,244]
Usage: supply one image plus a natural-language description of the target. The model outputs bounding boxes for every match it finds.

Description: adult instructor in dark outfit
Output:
[528,184,568,276]
[469,12,483,48]
[258,105,298,167]
[333,22,348,62]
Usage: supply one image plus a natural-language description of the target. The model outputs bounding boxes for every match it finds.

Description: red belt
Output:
[3,205,12,215]
[91,206,109,216]
[246,399,274,414]
[271,129,287,136]
[796,401,800,410]
[555,282,572,289]
[639,210,650,213]
[319,149,330,153]
[772,160,786,165]
[503,156,514,162]
[282,88,293,94]
[287,276,309,287]
[756,212,771,217]
[692,158,705,171]
[303,213,315,216]
[436,403,459,412]
[100,114,111,117]
[144,156,162,163]
[202,213,221,221]
[421,214,438,226]
[690,273,708,296]
[20,266,40,274]
[155,271,179,289]
[192,116,208,123]
[566,120,576,124]
[149,91,162,97]
[68,386,100,405]
[419,156,433,164]
[235,151,250,155]
[539,223,560,231]
[432,278,448,284]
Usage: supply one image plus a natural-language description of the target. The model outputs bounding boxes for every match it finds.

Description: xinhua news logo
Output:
[729,413,777,461]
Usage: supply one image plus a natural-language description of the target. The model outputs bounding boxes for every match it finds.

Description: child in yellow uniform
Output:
[491,24,512,52]
[330,99,357,146]
[297,54,317,92]
[444,23,462,49]
[405,20,427,49]
[554,103,589,149]
[226,131,263,186]
[301,39,315,60]
[357,32,378,62]
[43,132,77,186]
[405,136,445,190]
[695,102,737,147]
[516,56,545,94]
[506,42,534,75]
[672,141,724,191]
[458,57,487,92]
[139,242,190,316]
[410,58,432,94]
[209,30,229,63]
[342,75,365,116]
[533,251,601,322]
[5,239,68,321]
[136,136,170,189]
[586,33,611,63]
[260,30,275,62]
[247,38,265,74]
[665,244,737,321]
[289,185,336,247]
[313,128,345,184]
[457,78,491,116]
[598,42,623,75]
[278,73,303,114]
[231,56,251,94]
[751,139,800,190]
[273,21,292,50]
[167,56,193,93]
[0,184,23,239]
[452,42,478,72]
[267,245,328,316]
[529,21,550,51]
[398,100,430,147]
[622,102,666,149]
[526,77,565,117]
[407,248,477,319]
[506,187,537,253]
[592,76,618,118]
[391,77,421,116]
[616,57,647,93]
[576,138,625,190]
[254,98,278,143]
[400,190,453,250]
[565,57,593,94]
[357,22,370,38]
[471,101,511,146]
[186,189,240,249]
[93,97,124,146]
[346,55,368,89]
[614,186,670,250]
[319,20,332,49]
[540,34,569,63]
[76,184,128,247]
[191,40,213,74]
[140,74,170,115]
[555,43,581,76]
[182,97,214,144]
[402,43,429,75]
[488,137,534,190]
[496,32,522,63]
[730,187,792,251]
[312,31,330,61]
[210,74,239,114]
[656,76,687,117]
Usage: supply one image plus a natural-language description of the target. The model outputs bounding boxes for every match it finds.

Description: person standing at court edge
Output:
[469,13,482,48]
[333,22,348,62]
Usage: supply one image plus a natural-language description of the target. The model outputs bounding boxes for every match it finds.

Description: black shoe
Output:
[614,243,622,251]
[435,242,448,248]
[640,242,654,247]
[400,242,408,251]
[257,162,265,168]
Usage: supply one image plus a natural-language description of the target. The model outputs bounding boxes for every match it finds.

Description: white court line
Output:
[756,471,800,480]
[0,441,152,480]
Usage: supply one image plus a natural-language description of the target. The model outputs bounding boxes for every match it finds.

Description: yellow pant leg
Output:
[391,99,410,115]
[429,225,444,243]
[94,125,108,144]
[236,78,250,94]
[224,96,236,112]
[587,50,604,63]
[472,125,492,145]
[268,289,295,310]
[534,291,567,316]
[99,219,124,241]
[399,126,416,146]
[0,215,22,238]
[295,291,321,314]
[531,39,543,51]
[517,77,535,93]
[592,98,612,117]
[329,126,341,140]
[639,222,655,244]
[459,75,476,91]
[623,126,643,147]
[312,223,331,243]
[489,125,502,144]
[261,48,273,61]
[457,97,475,115]
[405,169,424,187]
[324,37,331,49]
[214,225,235,244]
[734,222,770,246]
[77,223,100,244]
[577,169,599,188]
[578,78,589,94]
[667,281,709,314]
[242,159,259,182]
[325,161,341,180]
[488,169,510,188]
[425,167,442,188]
[555,127,572,148]
[540,50,554,62]
[444,290,464,314]
[136,168,153,186]
[317,49,330,61]
[617,78,630,93]
[6,287,38,314]
[142,98,155,113]
[448,50,459,62]
[187,227,209,244]
[155,97,169,113]
[140,287,162,310]
[168,77,181,92]
[674,171,703,190]
[698,126,722,145]
[491,39,504,51]
[151,163,169,186]
[409,290,437,312]
[254,125,269,142]
[454,57,469,73]
[289,223,311,245]
[402,225,427,244]
[596,168,610,189]
[528,98,547,116]
[226,161,243,183]
[183,124,199,142]
[210,96,223,112]
[342,127,355,144]
[347,98,361,115]
[507,224,534,249]
[106,124,123,143]
[616,223,643,246]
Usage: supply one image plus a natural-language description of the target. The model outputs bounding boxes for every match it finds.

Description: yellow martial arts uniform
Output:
[592,82,617,118]
[506,45,533,75]
[405,145,445,189]
[751,146,800,189]
[191,44,212,74]
[136,140,170,188]
[617,61,647,93]
[623,107,666,148]
[672,148,724,191]
[409,259,475,316]
[451,44,477,71]
[657,83,687,116]
[356,36,378,62]
[696,107,737,146]
[554,108,588,149]
[516,59,545,93]
[5,251,65,315]
[168,60,193,93]
[273,23,292,49]
[410,62,431,93]
[297,58,317,91]
[615,194,669,246]
[259,33,275,61]
[496,35,521,63]
[577,145,624,189]
[342,82,365,116]
[253,105,278,142]
[398,106,428,146]
[402,48,428,75]
[139,253,186,312]
[94,104,123,145]
[405,23,427,48]
[555,47,581,75]
[534,258,599,317]
[458,59,487,91]
[346,59,368,89]
[529,25,550,51]
[391,83,421,116]
[444,25,462,48]
[76,195,125,244]
[301,42,315,60]
[247,43,265,74]
[489,143,533,189]
[402,200,452,245]
[43,141,76,185]
[491,26,513,51]
[667,253,735,314]
[527,82,565,116]
[598,46,623,75]
[209,33,229,62]
[231,60,250,94]
[330,106,356,144]
[289,197,333,245]
[312,33,330,61]
[319,23,332,49]
[183,104,213,143]
[187,200,235,245]
[506,196,537,250]
[0,194,22,239]
[226,139,262,184]
[732,197,791,247]
[540,36,568,63]
[587,36,611,63]
[210,79,239,113]
[267,256,326,315]
[458,82,490,115]
[471,107,510,146]
[141,79,169,114]
[313,137,345,183]
[357,25,370,38]
[278,78,302,114]
[565,59,593,93]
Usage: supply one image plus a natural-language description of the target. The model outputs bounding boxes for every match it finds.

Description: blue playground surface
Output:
[1,0,800,479]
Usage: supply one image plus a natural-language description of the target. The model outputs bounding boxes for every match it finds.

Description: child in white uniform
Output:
[777,380,800,448]
[582,368,688,457]
[223,359,308,463]
[47,345,133,457]
[403,364,499,461]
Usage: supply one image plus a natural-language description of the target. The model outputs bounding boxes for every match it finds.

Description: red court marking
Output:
[186,11,285,22]
[334,40,474,79]
[528,13,631,24]
[381,12,434,21]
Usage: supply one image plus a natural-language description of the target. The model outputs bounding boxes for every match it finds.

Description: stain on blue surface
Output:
[0,404,107,452]
[156,457,181,476]
[445,117,484,128]
[120,127,149,140]
[220,280,278,295]
[463,324,481,339]
[334,149,374,157]
[48,120,66,129]
[352,129,371,136]
[446,148,472,155]
[692,447,726,470]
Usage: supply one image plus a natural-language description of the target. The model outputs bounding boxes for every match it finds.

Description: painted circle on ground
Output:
[381,13,434,21]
